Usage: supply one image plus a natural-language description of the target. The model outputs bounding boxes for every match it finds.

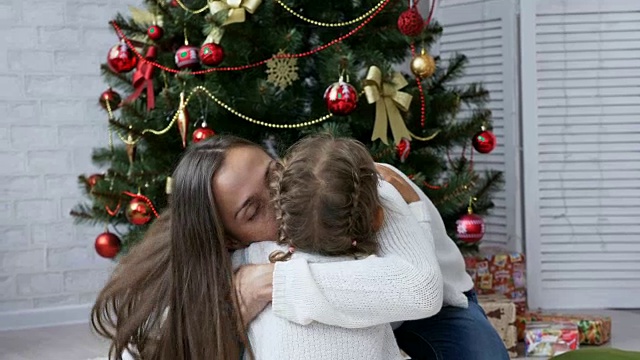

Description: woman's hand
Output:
[233,263,275,326]
[375,164,420,203]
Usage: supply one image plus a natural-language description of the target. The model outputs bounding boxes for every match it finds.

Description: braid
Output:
[269,161,287,246]
[347,168,361,238]
[269,160,296,263]
[271,134,381,259]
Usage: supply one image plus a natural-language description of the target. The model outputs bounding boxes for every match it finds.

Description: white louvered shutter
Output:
[522,0,640,309]
[437,0,521,249]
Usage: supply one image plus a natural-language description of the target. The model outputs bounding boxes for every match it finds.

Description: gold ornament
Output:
[364,66,413,145]
[410,49,436,78]
[266,50,299,90]
[176,91,189,148]
[122,128,137,177]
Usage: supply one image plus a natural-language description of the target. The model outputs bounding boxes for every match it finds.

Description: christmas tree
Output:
[72,0,503,257]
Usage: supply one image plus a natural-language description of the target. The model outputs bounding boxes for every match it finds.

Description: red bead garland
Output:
[109,0,390,75]
[123,191,160,218]
[410,43,427,128]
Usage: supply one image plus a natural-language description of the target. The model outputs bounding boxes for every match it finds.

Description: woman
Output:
[226,138,507,359]
[93,135,507,359]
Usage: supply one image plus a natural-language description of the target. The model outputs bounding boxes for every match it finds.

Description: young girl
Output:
[232,135,442,359]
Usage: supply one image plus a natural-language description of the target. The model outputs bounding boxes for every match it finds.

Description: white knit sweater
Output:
[231,179,442,359]
[378,163,473,308]
[269,164,472,332]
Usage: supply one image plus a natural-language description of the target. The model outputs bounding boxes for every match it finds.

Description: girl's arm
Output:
[270,179,443,328]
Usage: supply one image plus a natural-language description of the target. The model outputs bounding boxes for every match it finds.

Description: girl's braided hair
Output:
[269,134,381,262]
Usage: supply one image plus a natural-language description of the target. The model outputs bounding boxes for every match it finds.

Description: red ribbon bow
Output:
[126,46,157,111]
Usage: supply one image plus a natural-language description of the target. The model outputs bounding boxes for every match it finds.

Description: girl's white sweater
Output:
[268,164,472,332]
[232,178,443,359]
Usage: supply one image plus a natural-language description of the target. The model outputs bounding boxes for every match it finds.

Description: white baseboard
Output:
[0,304,92,331]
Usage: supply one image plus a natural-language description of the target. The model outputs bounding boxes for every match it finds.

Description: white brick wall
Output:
[0,0,137,330]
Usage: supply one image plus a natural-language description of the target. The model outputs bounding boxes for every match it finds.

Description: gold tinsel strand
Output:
[273,0,386,27]
[174,0,385,27]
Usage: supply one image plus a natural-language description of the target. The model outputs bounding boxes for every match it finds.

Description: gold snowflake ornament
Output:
[266,50,299,90]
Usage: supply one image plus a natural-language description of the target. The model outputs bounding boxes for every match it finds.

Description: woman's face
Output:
[213,145,278,248]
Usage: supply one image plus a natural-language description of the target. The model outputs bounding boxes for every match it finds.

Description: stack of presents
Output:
[464,250,612,358]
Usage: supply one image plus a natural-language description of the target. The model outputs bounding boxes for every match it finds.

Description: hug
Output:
[92,134,508,360]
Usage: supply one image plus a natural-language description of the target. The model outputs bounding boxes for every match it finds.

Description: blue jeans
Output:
[393,290,509,360]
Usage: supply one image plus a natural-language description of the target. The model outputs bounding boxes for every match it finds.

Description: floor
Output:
[0,309,639,360]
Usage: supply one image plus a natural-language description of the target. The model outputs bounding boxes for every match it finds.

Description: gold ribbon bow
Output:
[205,0,262,43]
[364,66,413,145]
[209,0,262,25]
[129,6,163,27]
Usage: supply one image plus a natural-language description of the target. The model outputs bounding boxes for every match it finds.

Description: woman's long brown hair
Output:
[91,135,258,360]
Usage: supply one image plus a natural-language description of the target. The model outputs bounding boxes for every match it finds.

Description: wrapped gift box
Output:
[517,312,611,346]
[517,312,538,342]
[478,295,518,358]
[525,321,579,357]
[464,251,527,315]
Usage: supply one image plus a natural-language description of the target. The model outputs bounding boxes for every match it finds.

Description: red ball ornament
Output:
[95,231,121,259]
[192,123,216,143]
[199,43,225,66]
[397,8,425,37]
[175,45,200,69]
[170,0,178,6]
[147,25,163,41]
[126,198,152,225]
[87,173,103,189]
[107,41,138,73]
[472,128,497,154]
[323,79,358,116]
[99,88,121,110]
[396,138,411,163]
[456,213,485,244]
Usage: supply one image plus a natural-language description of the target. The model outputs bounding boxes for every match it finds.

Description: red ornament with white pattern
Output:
[456,199,485,244]
[95,231,121,259]
[199,43,225,66]
[147,25,163,41]
[323,76,358,116]
[192,121,216,143]
[472,126,497,154]
[107,40,138,73]
[396,138,411,163]
[175,44,200,69]
[397,8,424,37]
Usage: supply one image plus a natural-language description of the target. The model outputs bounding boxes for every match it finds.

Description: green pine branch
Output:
[75,1,503,252]
[100,65,134,91]
[431,53,468,90]
[457,83,489,105]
